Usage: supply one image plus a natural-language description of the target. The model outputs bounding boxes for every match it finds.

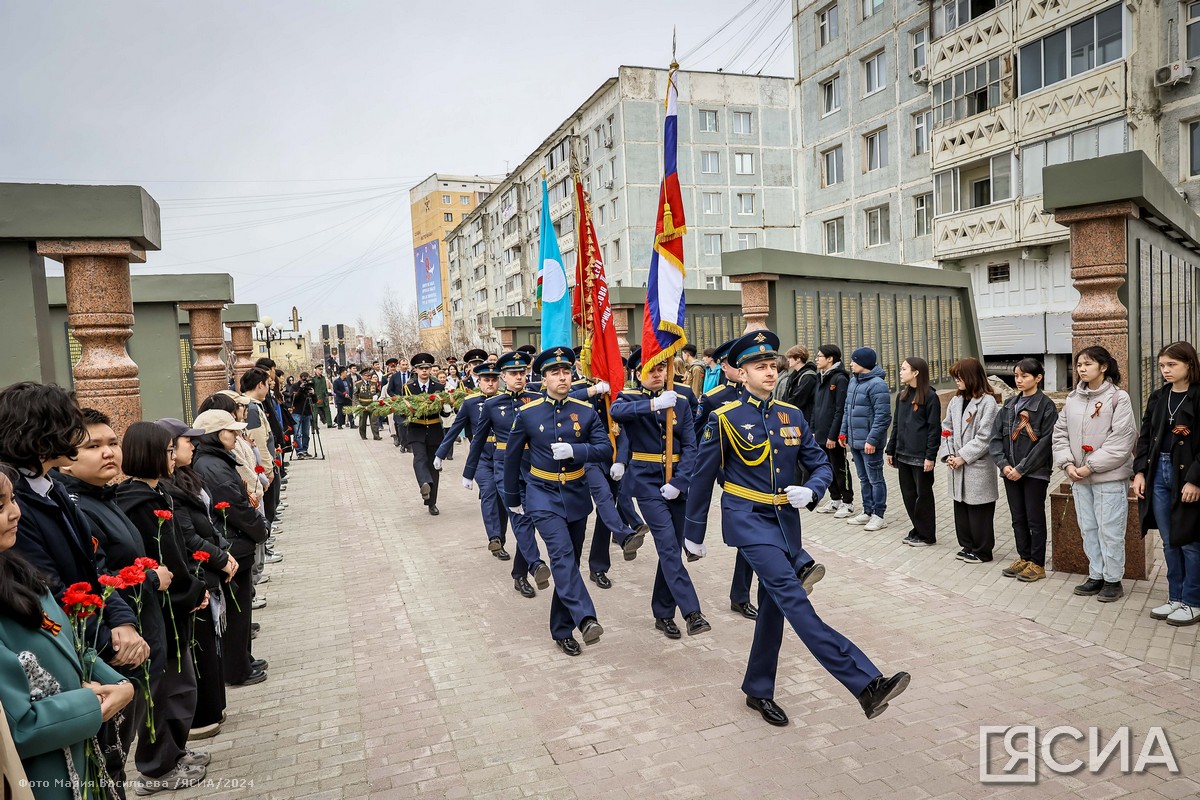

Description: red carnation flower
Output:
[118,565,147,586]
[254,465,266,474]
[274,459,282,467]
[152,509,173,521]
[1081,445,1094,453]
[838,434,847,441]
[97,574,127,590]
[192,550,211,563]
[214,501,231,510]
[67,581,92,595]
[941,430,953,438]
[134,557,159,571]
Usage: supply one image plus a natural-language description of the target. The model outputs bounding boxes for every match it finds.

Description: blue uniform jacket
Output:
[609,388,696,498]
[436,391,485,460]
[463,389,541,482]
[503,395,614,520]
[683,390,833,556]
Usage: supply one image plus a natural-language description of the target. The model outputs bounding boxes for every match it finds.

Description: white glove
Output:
[651,390,679,411]
[660,483,681,500]
[684,539,707,558]
[433,457,443,471]
[550,442,574,460]
[609,462,626,481]
[785,485,815,509]
[442,403,453,414]
[461,477,475,490]
[591,380,610,396]
[508,505,525,516]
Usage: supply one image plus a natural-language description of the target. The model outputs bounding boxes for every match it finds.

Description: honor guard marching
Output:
[610,347,711,639]
[434,361,506,556]
[463,351,552,599]
[459,349,488,391]
[503,347,612,656]
[693,338,758,620]
[683,330,910,726]
[402,353,450,515]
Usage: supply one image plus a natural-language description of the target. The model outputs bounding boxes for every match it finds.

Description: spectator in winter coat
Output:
[813,345,855,517]
[780,346,819,423]
[839,348,892,531]
[885,357,942,547]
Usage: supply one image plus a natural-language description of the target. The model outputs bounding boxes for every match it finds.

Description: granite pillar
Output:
[180,302,228,403]
[36,240,145,435]
[612,304,636,356]
[226,320,257,376]
[498,327,516,351]
[729,273,777,333]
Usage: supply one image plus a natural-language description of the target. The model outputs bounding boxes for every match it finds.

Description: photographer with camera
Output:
[292,372,316,457]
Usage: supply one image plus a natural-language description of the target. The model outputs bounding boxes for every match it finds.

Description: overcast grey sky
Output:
[0,1,793,335]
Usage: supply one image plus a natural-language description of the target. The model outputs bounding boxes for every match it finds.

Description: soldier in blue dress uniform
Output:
[692,338,759,620]
[402,352,450,515]
[503,346,612,656]
[463,351,551,598]
[610,348,711,639]
[684,329,910,726]
[434,361,509,559]
[459,348,488,391]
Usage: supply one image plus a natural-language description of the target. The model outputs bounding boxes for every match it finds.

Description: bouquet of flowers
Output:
[354,385,473,420]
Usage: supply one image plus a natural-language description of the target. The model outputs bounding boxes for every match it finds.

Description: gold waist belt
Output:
[529,466,586,483]
[631,452,681,463]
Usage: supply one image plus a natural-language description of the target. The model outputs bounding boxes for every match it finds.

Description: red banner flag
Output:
[572,176,625,391]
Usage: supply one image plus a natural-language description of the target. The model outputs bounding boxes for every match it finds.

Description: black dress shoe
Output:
[250,622,260,633]
[393,436,401,447]
[590,571,613,589]
[514,576,536,598]
[488,537,502,552]
[494,547,510,561]
[857,672,911,719]
[428,505,440,516]
[1074,577,1104,596]
[250,658,268,672]
[420,482,432,500]
[532,562,551,590]
[746,696,788,726]
[798,561,826,595]
[555,637,582,656]
[685,611,711,636]
[231,670,267,687]
[579,618,603,645]
[730,601,758,620]
[621,529,645,561]
[655,617,682,639]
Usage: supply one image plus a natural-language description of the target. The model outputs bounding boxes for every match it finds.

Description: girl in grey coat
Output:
[937,358,1001,564]
[1051,346,1136,602]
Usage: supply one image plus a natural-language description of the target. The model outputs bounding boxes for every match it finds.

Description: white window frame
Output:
[912,27,927,69]
[864,51,887,96]
[1018,6,1124,96]
[701,151,721,174]
[737,193,756,215]
[818,3,840,46]
[865,205,890,247]
[1189,2,1200,60]
[703,233,723,256]
[932,57,1003,127]
[441,194,451,205]
[822,145,845,186]
[733,111,753,134]
[913,110,932,156]
[821,74,842,116]
[824,217,845,255]
[734,152,755,175]
[702,192,723,214]
[862,0,884,19]
[736,232,758,250]
[914,193,933,237]
[699,109,719,133]
[865,127,889,172]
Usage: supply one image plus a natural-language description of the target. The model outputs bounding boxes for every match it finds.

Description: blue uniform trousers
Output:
[730,550,755,605]
[586,466,641,574]
[530,511,597,639]
[477,464,525,577]
[638,495,700,619]
[739,542,880,700]
[491,459,544,577]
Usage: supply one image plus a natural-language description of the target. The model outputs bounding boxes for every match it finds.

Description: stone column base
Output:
[1049,483,1154,581]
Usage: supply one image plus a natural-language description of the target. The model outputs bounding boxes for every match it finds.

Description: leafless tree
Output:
[379,289,423,361]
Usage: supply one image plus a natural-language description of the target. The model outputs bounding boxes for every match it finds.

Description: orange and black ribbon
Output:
[1012,410,1038,442]
[41,612,62,636]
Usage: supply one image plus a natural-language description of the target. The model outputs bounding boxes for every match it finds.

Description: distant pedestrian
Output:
[813,345,855,518]
[1052,346,1136,602]
[991,358,1058,582]
[885,357,940,547]
[840,347,891,531]
[938,358,1001,564]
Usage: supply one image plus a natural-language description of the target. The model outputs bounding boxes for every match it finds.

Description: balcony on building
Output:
[933,150,1018,256]
[930,0,1012,79]
[931,55,1015,171]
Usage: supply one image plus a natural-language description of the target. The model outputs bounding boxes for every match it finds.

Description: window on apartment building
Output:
[700,109,719,132]
[703,192,723,214]
[939,0,1000,37]
[821,75,842,115]
[987,263,1011,283]
[913,110,933,155]
[1191,122,1200,176]
[912,27,927,69]
[701,151,721,173]
[737,193,756,214]
[1189,2,1200,59]
[704,233,723,255]
[865,127,889,171]
[737,232,758,250]
[705,275,727,290]
[914,194,933,236]
[598,204,606,225]
[932,57,1002,126]
[862,0,884,19]
[824,218,846,254]
[819,4,840,45]
[545,139,570,172]
[611,198,618,219]
[865,206,890,247]
[443,213,453,222]
[1019,6,1122,95]
[864,51,887,95]
[934,152,1012,214]
[734,111,754,134]
[735,153,756,175]
[442,194,451,204]
[610,239,621,262]
[1020,119,1125,194]
[822,145,845,186]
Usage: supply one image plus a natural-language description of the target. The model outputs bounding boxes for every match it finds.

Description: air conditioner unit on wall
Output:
[1155,61,1194,88]
[911,65,930,85]
[603,180,614,189]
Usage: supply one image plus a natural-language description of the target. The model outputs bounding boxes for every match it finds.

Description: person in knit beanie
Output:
[839,347,892,531]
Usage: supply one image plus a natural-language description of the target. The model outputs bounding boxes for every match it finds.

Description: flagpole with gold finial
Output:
[663,49,679,484]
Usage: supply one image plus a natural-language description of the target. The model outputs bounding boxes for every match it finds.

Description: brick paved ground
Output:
[176,425,1200,799]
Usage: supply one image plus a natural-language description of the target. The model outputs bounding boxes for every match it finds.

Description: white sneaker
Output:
[1151,600,1184,620]
[864,515,888,532]
[846,512,871,526]
[1167,605,1200,626]
[815,501,840,514]
[833,505,855,519]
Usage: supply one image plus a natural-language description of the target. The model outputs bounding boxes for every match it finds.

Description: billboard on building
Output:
[414,240,445,329]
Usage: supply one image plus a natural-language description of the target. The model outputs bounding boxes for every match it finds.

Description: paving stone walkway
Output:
[177,425,1200,799]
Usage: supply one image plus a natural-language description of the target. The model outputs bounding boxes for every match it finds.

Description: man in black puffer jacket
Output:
[811,345,855,516]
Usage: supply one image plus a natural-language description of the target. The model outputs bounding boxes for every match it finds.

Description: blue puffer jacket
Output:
[839,365,892,450]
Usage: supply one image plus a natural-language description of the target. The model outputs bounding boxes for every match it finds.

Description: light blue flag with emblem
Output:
[538,178,572,348]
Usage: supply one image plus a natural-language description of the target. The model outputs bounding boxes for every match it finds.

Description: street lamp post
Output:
[256,315,282,361]
[378,338,389,364]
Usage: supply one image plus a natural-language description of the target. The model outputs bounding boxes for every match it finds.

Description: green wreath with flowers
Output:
[349,385,473,420]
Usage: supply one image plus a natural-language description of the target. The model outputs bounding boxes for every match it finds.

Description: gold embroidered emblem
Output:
[703,427,713,441]
[753,333,767,343]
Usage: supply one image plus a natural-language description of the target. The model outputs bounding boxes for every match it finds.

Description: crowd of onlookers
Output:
[0,356,299,796]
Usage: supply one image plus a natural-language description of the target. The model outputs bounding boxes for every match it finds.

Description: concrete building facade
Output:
[445,65,799,350]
